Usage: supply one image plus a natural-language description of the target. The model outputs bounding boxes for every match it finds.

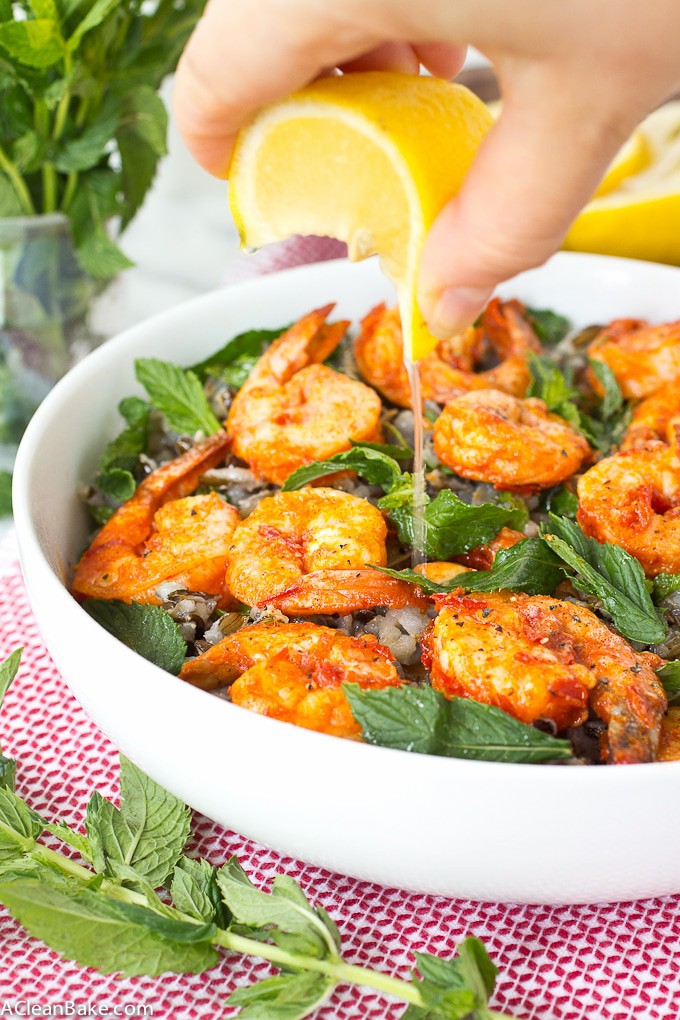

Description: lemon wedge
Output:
[593,128,650,197]
[228,72,492,360]
[564,102,680,264]
[486,100,650,198]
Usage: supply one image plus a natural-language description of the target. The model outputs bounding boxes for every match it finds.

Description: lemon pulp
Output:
[228,72,492,361]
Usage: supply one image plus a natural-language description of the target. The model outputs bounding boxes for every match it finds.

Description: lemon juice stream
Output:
[404,358,427,567]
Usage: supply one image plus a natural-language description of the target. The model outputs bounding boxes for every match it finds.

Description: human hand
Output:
[174,0,680,336]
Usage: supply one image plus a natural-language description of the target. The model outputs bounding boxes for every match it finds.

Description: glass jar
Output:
[0,213,101,465]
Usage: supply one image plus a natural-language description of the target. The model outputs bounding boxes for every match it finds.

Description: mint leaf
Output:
[85,755,190,888]
[83,600,187,674]
[658,661,680,706]
[350,438,413,461]
[95,468,136,504]
[217,858,337,959]
[0,470,11,516]
[588,359,623,420]
[654,573,680,604]
[76,224,134,280]
[525,306,570,346]
[404,937,519,1020]
[0,757,16,793]
[0,20,65,69]
[171,856,226,926]
[374,539,564,598]
[99,396,150,473]
[190,325,288,385]
[0,647,21,711]
[116,86,168,228]
[541,485,578,520]
[226,972,334,1019]
[0,786,44,861]
[67,0,124,50]
[44,822,92,861]
[542,516,666,644]
[54,101,121,172]
[283,446,402,493]
[379,479,527,559]
[0,868,217,976]
[457,538,565,596]
[344,684,573,764]
[526,355,581,429]
[135,358,221,436]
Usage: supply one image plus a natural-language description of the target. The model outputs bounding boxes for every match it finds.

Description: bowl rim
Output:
[13,249,680,785]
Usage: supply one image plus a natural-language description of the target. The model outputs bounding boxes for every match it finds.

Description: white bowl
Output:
[13,252,680,905]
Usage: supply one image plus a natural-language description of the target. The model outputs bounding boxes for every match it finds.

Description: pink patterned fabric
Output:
[1,538,680,1017]
[2,241,680,1017]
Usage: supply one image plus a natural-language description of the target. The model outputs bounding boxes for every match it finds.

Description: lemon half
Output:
[565,102,680,263]
[228,72,492,360]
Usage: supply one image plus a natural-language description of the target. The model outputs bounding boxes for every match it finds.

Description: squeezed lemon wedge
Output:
[228,72,492,360]
[565,102,680,263]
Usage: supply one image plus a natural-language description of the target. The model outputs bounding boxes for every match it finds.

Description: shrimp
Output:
[226,304,382,485]
[577,444,680,576]
[658,707,680,761]
[414,562,471,585]
[353,298,542,408]
[433,389,591,489]
[621,385,680,451]
[72,431,240,604]
[455,528,526,570]
[225,487,427,612]
[422,590,666,763]
[180,621,402,738]
[588,317,680,400]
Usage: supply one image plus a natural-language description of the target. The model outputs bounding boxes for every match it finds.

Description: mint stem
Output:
[213,929,423,1006]
[0,144,35,215]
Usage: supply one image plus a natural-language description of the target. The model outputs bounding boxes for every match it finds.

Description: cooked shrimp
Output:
[577,444,680,576]
[588,318,680,400]
[227,304,382,484]
[621,386,680,451]
[353,298,541,408]
[225,487,426,612]
[180,621,402,738]
[265,567,430,614]
[456,528,526,570]
[433,389,591,489]
[658,707,680,761]
[414,562,471,585]
[72,432,240,604]
[422,590,666,763]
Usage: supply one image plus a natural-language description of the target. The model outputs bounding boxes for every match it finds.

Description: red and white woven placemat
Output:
[1,239,680,1019]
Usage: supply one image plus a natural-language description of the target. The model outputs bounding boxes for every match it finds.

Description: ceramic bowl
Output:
[13,252,680,905]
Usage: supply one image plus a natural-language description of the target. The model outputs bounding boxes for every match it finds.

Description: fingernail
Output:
[426,286,491,339]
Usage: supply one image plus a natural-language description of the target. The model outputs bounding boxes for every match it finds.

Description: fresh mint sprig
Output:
[344,683,573,764]
[542,515,666,644]
[0,652,520,1019]
[135,358,222,437]
[0,0,204,278]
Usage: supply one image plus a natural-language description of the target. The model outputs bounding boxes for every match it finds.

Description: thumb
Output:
[418,87,634,337]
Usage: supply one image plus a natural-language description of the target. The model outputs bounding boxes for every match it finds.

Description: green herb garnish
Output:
[542,516,666,644]
[83,600,187,674]
[191,325,290,389]
[657,661,680,706]
[525,306,571,346]
[135,358,221,437]
[344,683,573,764]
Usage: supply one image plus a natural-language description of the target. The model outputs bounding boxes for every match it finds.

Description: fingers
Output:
[339,42,420,75]
[173,2,376,176]
[418,80,636,337]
